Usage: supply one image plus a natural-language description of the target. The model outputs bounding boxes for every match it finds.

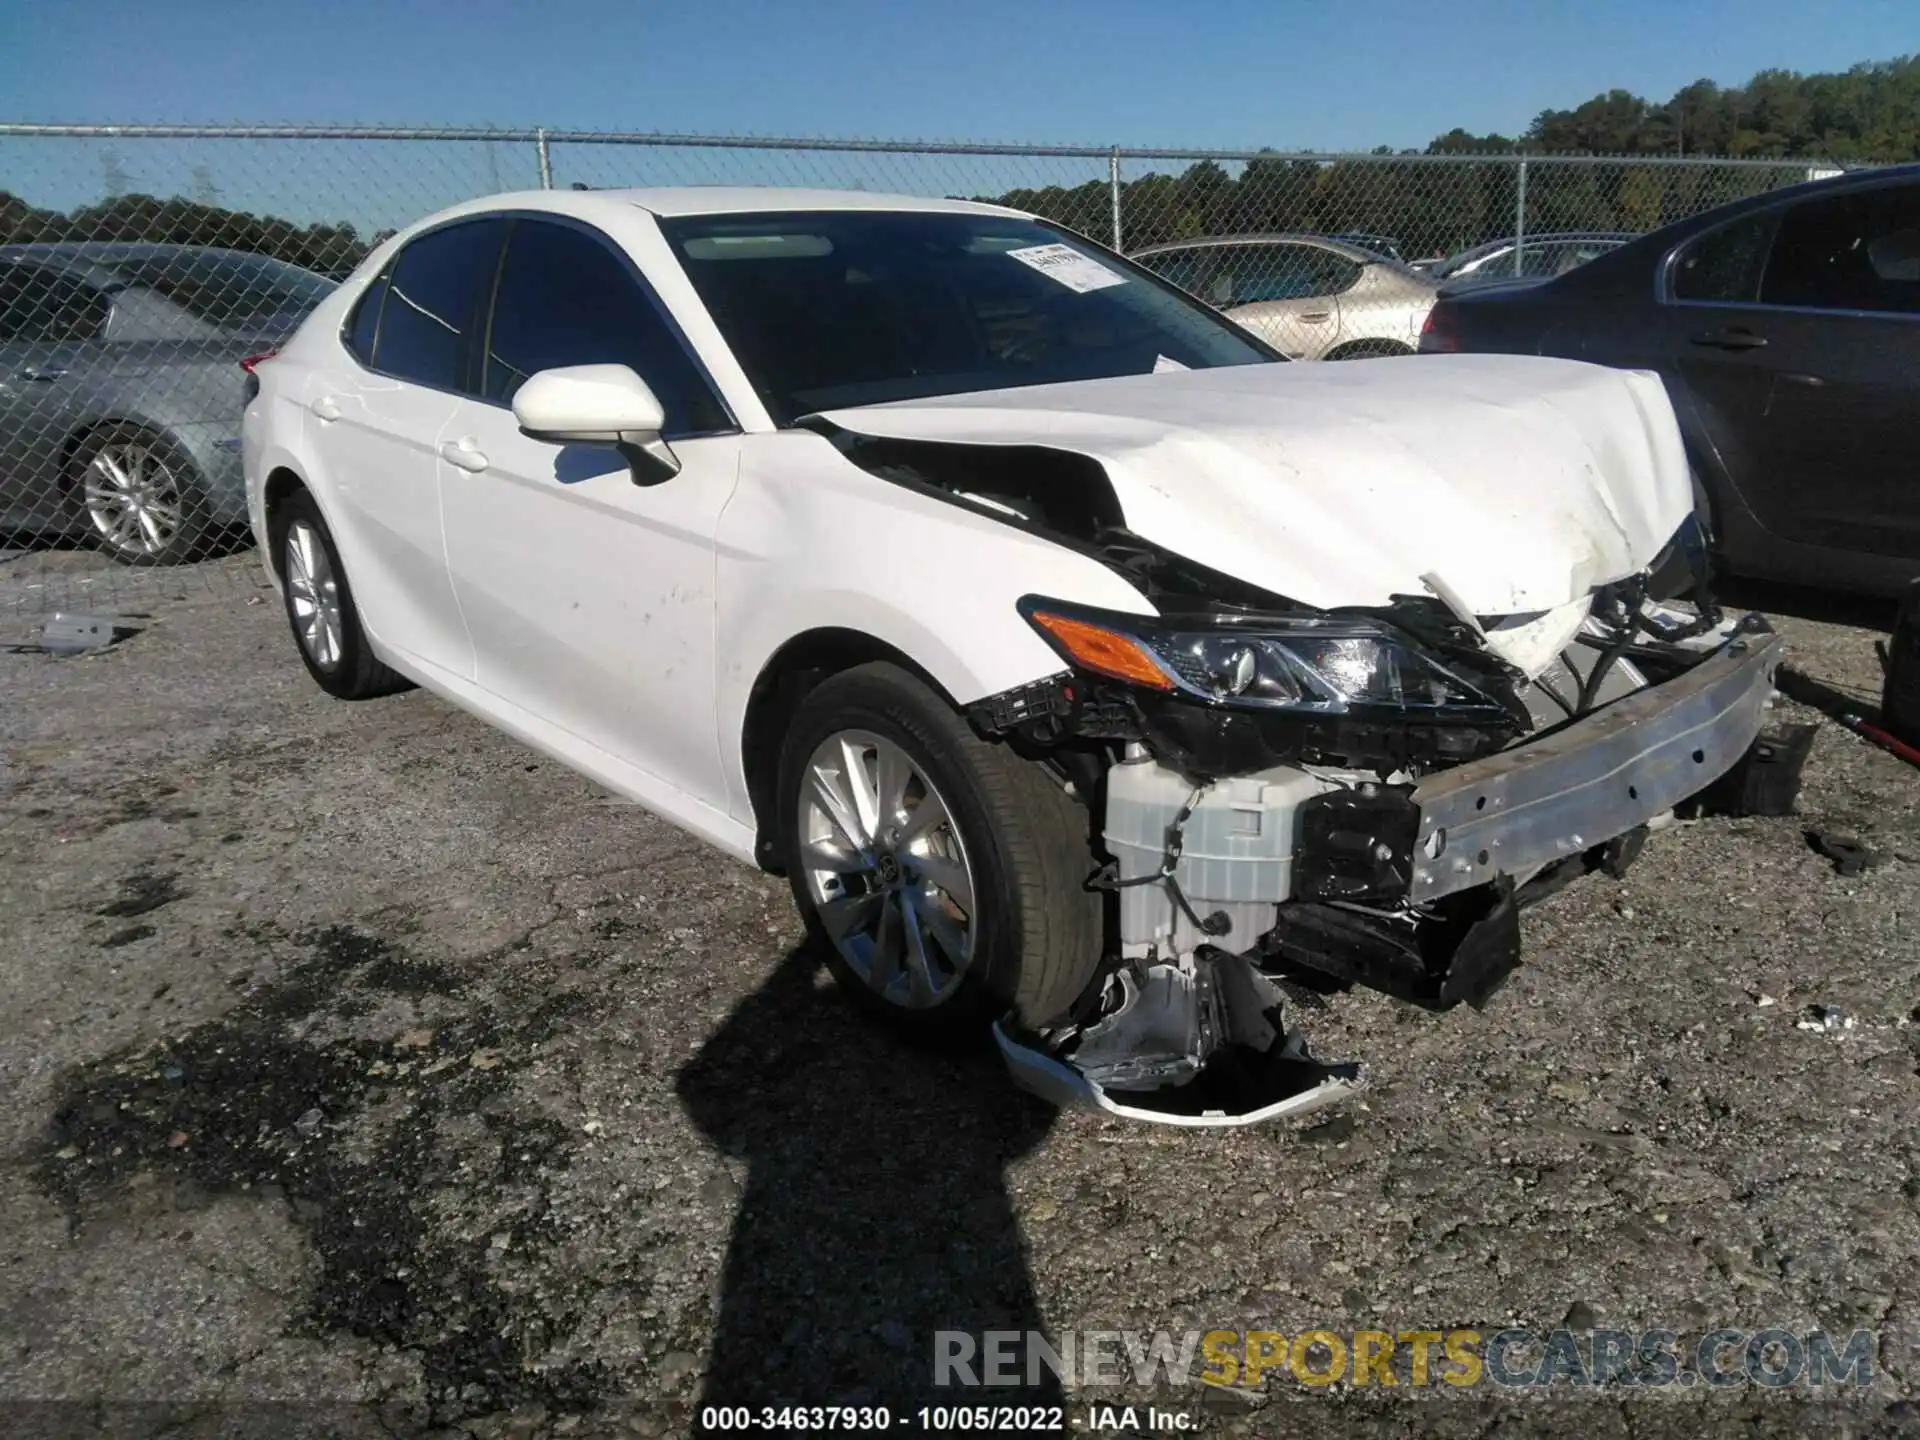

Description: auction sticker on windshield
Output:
[1006,243,1128,293]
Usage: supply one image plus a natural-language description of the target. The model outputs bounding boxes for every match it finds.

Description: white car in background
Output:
[243,188,1779,1125]
[1129,234,1439,359]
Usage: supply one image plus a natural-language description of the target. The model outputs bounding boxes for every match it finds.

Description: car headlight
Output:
[1020,599,1508,718]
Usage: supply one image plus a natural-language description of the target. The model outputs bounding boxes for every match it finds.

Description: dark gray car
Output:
[0,243,335,563]
[1421,165,1920,595]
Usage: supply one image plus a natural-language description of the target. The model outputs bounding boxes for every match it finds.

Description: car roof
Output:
[427,186,1029,223]
[1129,233,1389,264]
[0,242,287,286]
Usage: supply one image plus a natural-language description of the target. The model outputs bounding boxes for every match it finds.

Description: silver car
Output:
[0,243,335,564]
[1129,234,1439,360]
[1427,231,1637,291]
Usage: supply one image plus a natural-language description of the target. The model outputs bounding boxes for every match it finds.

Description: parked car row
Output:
[1125,229,1636,361]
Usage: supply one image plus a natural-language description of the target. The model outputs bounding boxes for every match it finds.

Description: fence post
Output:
[536,128,553,189]
[1514,157,1527,268]
[1109,148,1123,252]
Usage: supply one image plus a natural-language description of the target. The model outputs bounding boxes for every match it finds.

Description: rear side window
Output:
[115,251,334,327]
[343,275,386,365]
[482,219,728,435]
[1215,244,1362,303]
[1670,211,1776,303]
[372,219,509,391]
[0,264,111,343]
[1761,184,1920,314]
[1135,249,1212,295]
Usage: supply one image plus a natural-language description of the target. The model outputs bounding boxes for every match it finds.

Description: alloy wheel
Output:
[82,441,184,559]
[797,729,978,1009]
[284,519,344,671]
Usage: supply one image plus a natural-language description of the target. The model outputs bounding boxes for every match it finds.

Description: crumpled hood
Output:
[818,354,1693,618]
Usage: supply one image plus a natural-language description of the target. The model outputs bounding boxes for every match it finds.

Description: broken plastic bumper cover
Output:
[993,948,1366,1128]
[1408,626,1783,903]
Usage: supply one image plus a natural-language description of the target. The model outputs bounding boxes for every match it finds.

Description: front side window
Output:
[1761,183,1920,314]
[661,210,1274,424]
[371,218,510,391]
[1215,244,1363,303]
[0,265,111,343]
[1670,211,1777,303]
[482,219,728,435]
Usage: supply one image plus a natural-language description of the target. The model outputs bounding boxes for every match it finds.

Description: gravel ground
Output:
[1,553,1917,1439]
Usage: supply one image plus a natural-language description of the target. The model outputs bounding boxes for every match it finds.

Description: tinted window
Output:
[1214,244,1362,303]
[115,251,334,326]
[344,274,386,365]
[0,264,110,343]
[483,219,728,435]
[1671,211,1776,303]
[663,211,1273,424]
[1762,184,1920,314]
[374,219,508,391]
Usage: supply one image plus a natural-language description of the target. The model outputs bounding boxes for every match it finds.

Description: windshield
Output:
[115,251,337,327]
[658,211,1277,423]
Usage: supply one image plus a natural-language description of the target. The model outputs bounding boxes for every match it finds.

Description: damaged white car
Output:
[243,189,1782,1125]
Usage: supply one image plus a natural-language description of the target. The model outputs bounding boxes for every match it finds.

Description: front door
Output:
[1734,182,1920,560]
[437,216,742,805]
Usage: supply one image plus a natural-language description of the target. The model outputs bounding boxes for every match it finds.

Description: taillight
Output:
[240,349,275,405]
[1417,305,1459,354]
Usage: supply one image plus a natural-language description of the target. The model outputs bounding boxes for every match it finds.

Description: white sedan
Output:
[243,188,1780,1125]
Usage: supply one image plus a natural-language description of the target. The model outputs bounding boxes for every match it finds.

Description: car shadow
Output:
[676,943,1064,1427]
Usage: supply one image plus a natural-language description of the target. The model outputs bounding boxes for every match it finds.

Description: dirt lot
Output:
[2,554,1918,1439]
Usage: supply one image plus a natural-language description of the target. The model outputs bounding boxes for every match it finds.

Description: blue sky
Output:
[2,0,1909,149]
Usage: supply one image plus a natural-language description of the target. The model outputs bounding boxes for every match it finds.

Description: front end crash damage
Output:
[978,582,1784,1127]
[810,366,1781,1124]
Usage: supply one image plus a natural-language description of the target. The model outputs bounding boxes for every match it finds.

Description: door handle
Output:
[24,367,67,382]
[1689,329,1767,351]
[309,395,342,421]
[1299,310,1333,323]
[1778,372,1826,387]
[439,438,489,473]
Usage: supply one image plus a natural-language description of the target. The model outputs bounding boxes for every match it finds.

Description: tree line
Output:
[0,192,384,276]
[996,55,1917,257]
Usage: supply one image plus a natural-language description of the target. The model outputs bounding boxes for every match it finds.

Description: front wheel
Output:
[777,663,1103,1041]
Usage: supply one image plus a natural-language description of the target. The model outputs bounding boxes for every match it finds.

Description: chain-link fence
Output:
[0,124,1835,618]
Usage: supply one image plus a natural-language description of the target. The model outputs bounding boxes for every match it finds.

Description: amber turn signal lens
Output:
[1030,612,1173,690]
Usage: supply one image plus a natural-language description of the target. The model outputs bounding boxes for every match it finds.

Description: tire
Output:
[1326,340,1413,361]
[69,423,218,566]
[267,489,411,700]
[777,662,1102,1041]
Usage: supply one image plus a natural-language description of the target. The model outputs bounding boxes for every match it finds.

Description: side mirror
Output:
[511,363,680,485]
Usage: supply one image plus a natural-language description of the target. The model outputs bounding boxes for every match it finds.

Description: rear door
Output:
[436,215,742,804]
[0,263,112,529]
[1216,243,1357,357]
[306,216,508,678]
